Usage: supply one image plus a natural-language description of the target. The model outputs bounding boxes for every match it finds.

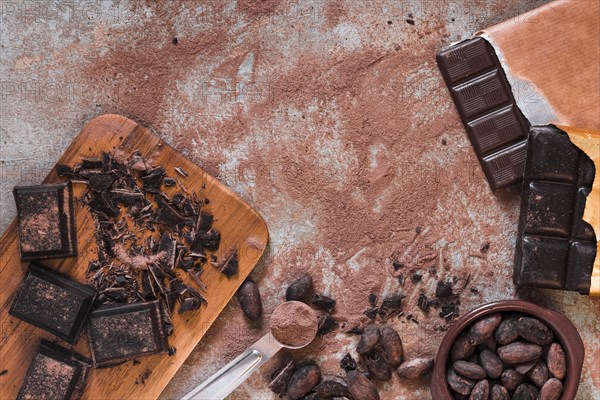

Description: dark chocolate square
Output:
[436,37,496,84]
[17,340,91,400]
[9,263,96,343]
[481,140,527,189]
[467,105,527,155]
[514,125,597,293]
[13,182,77,260]
[88,301,168,367]
[450,70,512,120]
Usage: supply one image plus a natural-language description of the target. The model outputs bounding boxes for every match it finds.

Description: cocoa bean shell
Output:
[539,377,563,400]
[396,357,434,379]
[286,275,313,302]
[446,367,475,396]
[287,364,321,400]
[468,379,489,400]
[479,348,503,379]
[357,326,381,355]
[497,342,542,365]
[345,370,380,400]
[379,326,403,367]
[269,360,295,395]
[236,280,262,321]
[526,360,549,388]
[516,317,554,345]
[453,361,487,380]
[546,343,566,380]
[469,313,502,346]
[490,384,509,400]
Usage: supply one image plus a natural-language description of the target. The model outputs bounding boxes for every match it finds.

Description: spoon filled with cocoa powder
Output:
[181,301,318,400]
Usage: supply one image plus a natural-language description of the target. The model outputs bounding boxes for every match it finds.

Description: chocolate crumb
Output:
[435,280,453,298]
[0,370,7,376]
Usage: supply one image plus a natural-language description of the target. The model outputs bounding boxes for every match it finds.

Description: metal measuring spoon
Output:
[181,301,318,400]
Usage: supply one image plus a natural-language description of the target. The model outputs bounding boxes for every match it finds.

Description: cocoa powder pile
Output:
[270,301,318,348]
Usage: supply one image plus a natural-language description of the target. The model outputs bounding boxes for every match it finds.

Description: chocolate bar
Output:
[436,37,530,190]
[88,300,168,367]
[9,263,96,343]
[13,182,77,260]
[514,125,597,292]
[17,340,91,400]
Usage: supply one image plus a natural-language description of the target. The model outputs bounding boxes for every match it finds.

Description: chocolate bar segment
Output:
[514,125,597,293]
[13,182,77,260]
[17,340,91,400]
[9,263,96,343]
[437,37,530,190]
[88,300,168,367]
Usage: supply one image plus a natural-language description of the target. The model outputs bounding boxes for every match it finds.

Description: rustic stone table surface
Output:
[1,1,598,399]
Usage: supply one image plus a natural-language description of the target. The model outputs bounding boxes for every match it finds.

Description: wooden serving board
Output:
[0,114,269,399]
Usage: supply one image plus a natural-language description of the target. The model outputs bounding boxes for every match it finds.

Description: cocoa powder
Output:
[270,301,317,347]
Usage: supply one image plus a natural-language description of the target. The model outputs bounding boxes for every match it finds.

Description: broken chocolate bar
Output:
[9,263,96,343]
[17,340,91,400]
[514,125,596,293]
[437,37,530,190]
[13,182,77,259]
[87,300,168,367]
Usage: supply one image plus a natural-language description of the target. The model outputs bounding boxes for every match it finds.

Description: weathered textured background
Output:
[1,1,598,399]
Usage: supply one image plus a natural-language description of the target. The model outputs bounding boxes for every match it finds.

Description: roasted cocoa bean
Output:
[527,360,549,388]
[237,280,262,321]
[469,379,489,400]
[269,360,295,395]
[287,363,321,400]
[516,317,553,345]
[490,384,509,400]
[314,380,349,398]
[299,393,319,400]
[500,369,525,391]
[512,383,539,400]
[497,342,542,365]
[357,326,381,355]
[345,370,379,400]
[286,275,313,302]
[446,367,475,396]
[479,335,497,352]
[469,313,502,346]
[379,326,403,367]
[514,360,537,375]
[494,317,518,345]
[540,377,563,400]
[451,332,476,362]
[546,343,566,380]
[396,357,434,379]
[453,361,487,380]
[479,348,503,379]
[363,350,391,381]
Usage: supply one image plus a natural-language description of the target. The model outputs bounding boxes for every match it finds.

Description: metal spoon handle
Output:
[181,334,282,400]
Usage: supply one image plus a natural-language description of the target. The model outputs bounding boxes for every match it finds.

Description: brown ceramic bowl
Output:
[431,300,584,399]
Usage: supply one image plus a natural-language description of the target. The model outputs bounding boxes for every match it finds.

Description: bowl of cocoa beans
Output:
[431,300,584,400]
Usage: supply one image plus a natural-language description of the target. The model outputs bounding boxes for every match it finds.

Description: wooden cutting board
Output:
[0,114,269,399]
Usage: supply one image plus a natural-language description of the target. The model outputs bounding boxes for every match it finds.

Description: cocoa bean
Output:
[396,357,434,379]
[546,343,566,380]
[363,350,391,381]
[299,393,318,400]
[479,348,503,379]
[512,383,539,400]
[451,332,476,362]
[514,360,537,375]
[237,280,262,321]
[527,360,549,388]
[269,360,295,395]
[286,275,313,302]
[497,342,541,365]
[479,335,497,352]
[469,379,489,400]
[357,326,381,355]
[539,377,563,400]
[453,361,487,380]
[494,317,518,345]
[314,380,349,398]
[490,384,509,400]
[516,317,554,345]
[500,369,525,391]
[345,370,379,400]
[446,367,475,396]
[379,326,403,367]
[469,313,502,346]
[287,363,321,400]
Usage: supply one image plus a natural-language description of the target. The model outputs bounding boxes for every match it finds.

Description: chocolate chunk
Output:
[89,192,121,218]
[381,294,405,309]
[435,280,453,298]
[89,173,116,192]
[285,275,313,301]
[178,297,201,313]
[140,167,165,193]
[9,263,96,343]
[218,249,238,278]
[17,340,91,400]
[311,293,336,312]
[88,301,168,367]
[340,353,357,371]
[13,183,78,260]
[286,364,321,400]
[237,280,262,321]
[163,177,176,187]
[368,293,378,307]
[269,360,295,395]
[196,229,221,251]
[345,370,379,400]
[155,201,184,227]
[514,125,596,292]
[317,314,338,336]
[417,293,429,311]
[197,212,213,232]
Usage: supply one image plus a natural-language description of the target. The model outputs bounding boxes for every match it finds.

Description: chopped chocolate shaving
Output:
[196,229,221,251]
[368,294,378,307]
[382,294,405,309]
[170,279,187,296]
[417,293,429,311]
[89,173,116,192]
[311,293,336,313]
[197,212,213,232]
[317,314,338,336]
[140,167,165,193]
[435,280,453,298]
[178,297,201,313]
[219,249,238,278]
[88,192,120,218]
[163,177,176,187]
[174,167,189,177]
